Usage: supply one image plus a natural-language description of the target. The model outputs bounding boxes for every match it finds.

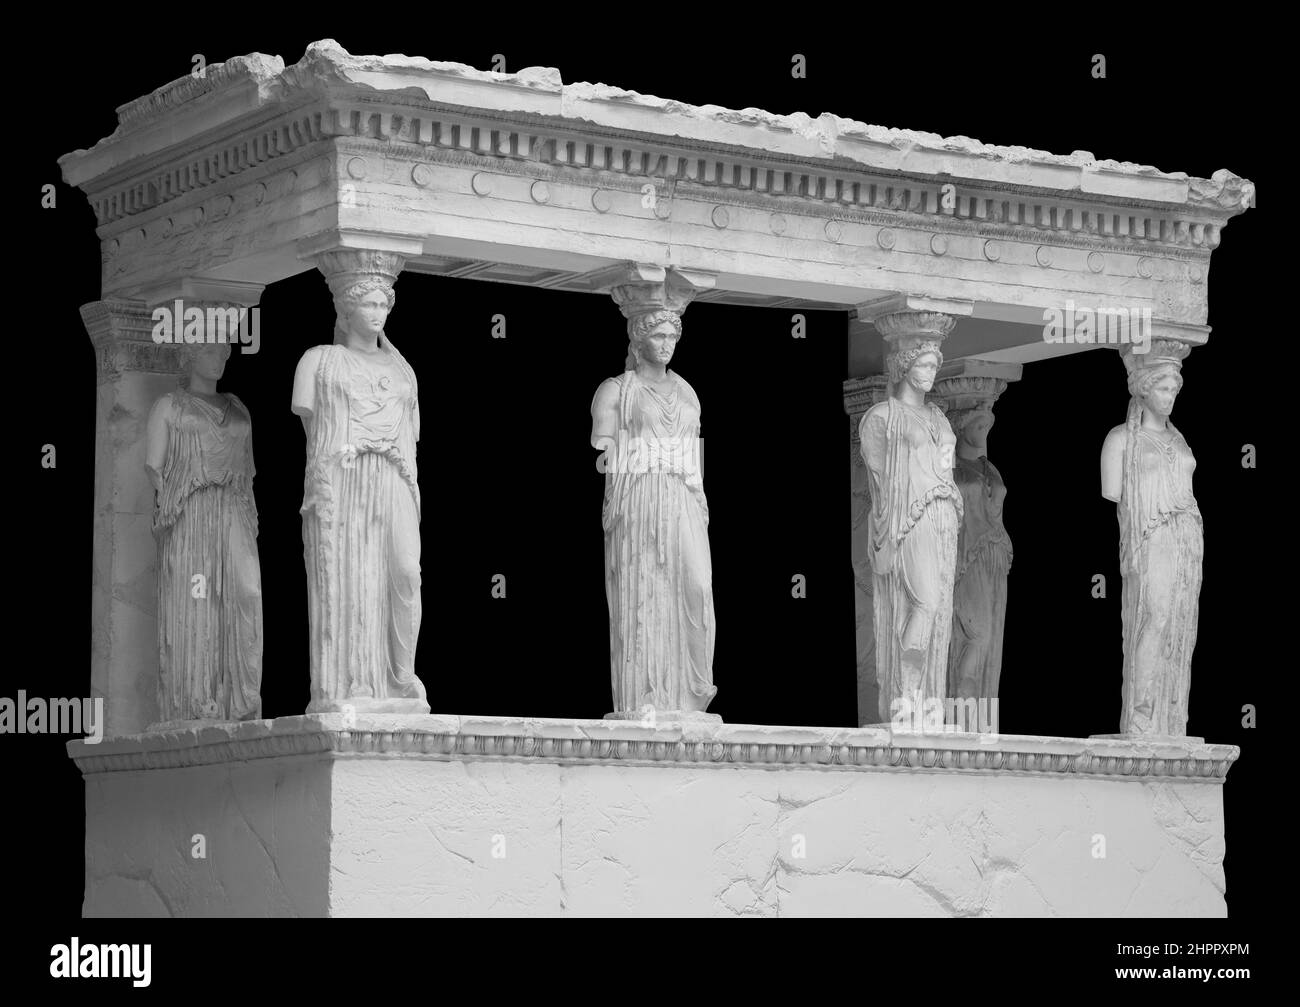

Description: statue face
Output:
[1143,374,1181,418]
[348,289,390,339]
[907,352,940,393]
[962,410,994,447]
[191,343,231,384]
[639,320,679,366]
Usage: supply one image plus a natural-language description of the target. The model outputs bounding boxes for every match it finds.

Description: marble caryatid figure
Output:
[859,315,962,723]
[944,386,1013,702]
[292,251,429,714]
[145,340,263,724]
[1101,341,1202,737]
[591,302,717,721]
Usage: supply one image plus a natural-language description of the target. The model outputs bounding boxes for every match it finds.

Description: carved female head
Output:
[625,309,683,370]
[1130,364,1183,420]
[333,279,396,344]
[178,341,231,388]
[950,405,995,450]
[887,338,944,392]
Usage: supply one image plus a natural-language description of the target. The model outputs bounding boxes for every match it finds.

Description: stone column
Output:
[82,299,185,737]
[933,360,1021,707]
[844,375,889,727]
[853,295,971,726]
[296,247,431,714]
[596,263,719,722]
[84,280,265,738]
[1096,333,1206,741]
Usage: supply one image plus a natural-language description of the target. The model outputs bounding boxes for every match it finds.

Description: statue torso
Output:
[1126,426,1199,537]
[327,345,415,446]
[168,389,254,483]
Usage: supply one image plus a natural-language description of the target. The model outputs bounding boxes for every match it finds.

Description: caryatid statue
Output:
[292,250,429,714]
[858,312,963,723]
[1101,340,1202,738]
[934,370,1016,703]
[145,338,263,725]
[590,268,718,722]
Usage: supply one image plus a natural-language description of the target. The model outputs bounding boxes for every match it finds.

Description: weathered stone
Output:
[69,716,1235,917]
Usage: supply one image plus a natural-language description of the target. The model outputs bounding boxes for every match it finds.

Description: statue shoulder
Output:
[858,400,891,441]
[1102,423,1128,451]
[295,344,331,371]
[931,403,956,428]
[670,371,701,401]
[226,392,252,419]
[862,399,891,425]
[148,390,179,421]
[591,375,623,415]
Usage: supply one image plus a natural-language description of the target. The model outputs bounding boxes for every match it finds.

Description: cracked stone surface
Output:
[81,744,1228,917]
[84,757,330,917]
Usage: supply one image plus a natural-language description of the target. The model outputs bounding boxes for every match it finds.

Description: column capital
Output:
[1138,320,1211,350]
[296,231,425,262]
[855,294,973,352]
[933,359,1023,412]
[81,299,184,385]
[605,263,716,321]
[855,293,975,323]
[312,248,407,293]
[1120,338,1194,393]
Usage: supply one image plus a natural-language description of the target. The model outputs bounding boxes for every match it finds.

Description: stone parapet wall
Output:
[70,715,1233,917]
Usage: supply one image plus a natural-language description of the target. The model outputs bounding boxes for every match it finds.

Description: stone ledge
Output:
[66,714,1238,781]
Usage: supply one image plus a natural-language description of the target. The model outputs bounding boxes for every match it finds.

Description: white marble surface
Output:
[73,712,1237,919]
[70,715,1234,917]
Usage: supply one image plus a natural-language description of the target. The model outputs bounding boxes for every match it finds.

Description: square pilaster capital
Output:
[843,375,891,422]
[81,299,184,383]
[134,277,264,309]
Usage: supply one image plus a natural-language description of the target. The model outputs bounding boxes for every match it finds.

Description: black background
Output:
[5,26,1275,943]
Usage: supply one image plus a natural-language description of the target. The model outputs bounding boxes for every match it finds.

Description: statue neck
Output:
[344,331,383,354]
[895,383,926,408]
[1140,410,1170,434]
[636,362,669,383]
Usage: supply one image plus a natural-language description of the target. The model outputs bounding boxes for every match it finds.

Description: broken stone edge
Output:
[71,40,1253,211]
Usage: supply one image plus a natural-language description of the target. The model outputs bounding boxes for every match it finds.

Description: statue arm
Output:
[1100,425,1126,502]
[860,406,899,572]
[590,377,620,451]
[144,394,173,494]
[859,407,890,492]
[291,347,321,435]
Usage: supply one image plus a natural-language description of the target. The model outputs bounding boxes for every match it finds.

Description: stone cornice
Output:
[61,41,1253,247]
[65,714,1238,781]
[113,53,288,133]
